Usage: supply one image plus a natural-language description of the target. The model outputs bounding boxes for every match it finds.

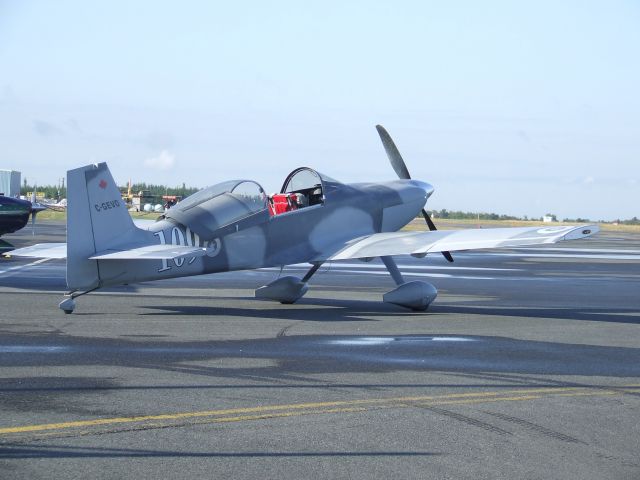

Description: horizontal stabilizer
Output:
[4,243,67,259]
[4,243,208,261]
[133,219,158,230]
[326,225,600,261]
[90,244,207,260]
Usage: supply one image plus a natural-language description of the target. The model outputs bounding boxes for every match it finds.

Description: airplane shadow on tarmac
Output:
[138,297,412,322]
[139,296,640,325]
[1,332,640,379]
[0,445,440,460]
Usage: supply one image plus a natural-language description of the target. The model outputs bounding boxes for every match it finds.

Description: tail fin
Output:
[67,162,145,290]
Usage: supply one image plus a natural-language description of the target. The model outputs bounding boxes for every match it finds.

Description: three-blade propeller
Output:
[376,125,453,262]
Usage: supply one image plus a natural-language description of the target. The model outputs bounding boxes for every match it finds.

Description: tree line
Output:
[17,184,639,224]
[429,209,640,224]
[126,182,200,198]
[429,209,521,221]
[21,181,66,200]
[20,182,199,200]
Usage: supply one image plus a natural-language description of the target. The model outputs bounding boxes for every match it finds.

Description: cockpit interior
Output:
[268,167,325,216]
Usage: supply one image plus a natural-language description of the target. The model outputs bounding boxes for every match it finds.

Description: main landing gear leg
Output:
[255,262,323,304]
[59,287,99,314]
[380,256,437,311]
[301,262,322,283]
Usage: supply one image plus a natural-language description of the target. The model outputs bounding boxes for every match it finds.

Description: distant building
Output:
[543,214,557,223]
[0,170,21,197]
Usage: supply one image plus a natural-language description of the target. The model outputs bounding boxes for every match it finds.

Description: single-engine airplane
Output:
[0,192,47,250]
[6,125,599,313]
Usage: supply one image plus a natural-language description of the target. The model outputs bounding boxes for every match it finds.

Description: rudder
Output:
[66,162,144,290]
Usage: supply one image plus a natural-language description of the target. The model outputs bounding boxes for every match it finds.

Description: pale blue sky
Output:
[1,0,638,219]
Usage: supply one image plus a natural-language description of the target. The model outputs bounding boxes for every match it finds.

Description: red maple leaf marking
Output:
[99,179,107,189]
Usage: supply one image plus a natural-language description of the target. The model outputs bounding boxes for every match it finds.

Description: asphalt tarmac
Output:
[0,221,639,479]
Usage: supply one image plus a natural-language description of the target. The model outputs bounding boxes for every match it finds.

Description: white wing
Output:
[325,225,599,261]
[3,243,67,259]
[90,244,206,260]
[5,243,207,261]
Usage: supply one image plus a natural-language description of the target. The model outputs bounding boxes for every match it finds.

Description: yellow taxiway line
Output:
[1,384,638,437]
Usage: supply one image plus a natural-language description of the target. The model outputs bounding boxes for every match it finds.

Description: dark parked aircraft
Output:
[0,194,46,242]
[0,196,32,236]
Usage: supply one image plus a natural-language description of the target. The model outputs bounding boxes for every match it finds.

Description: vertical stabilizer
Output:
[66,163,144,290]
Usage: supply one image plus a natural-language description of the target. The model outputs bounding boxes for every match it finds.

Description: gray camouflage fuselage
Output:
[93,177,432,289]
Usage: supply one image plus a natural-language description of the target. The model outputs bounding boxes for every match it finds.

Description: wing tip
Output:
[563,224,600,240]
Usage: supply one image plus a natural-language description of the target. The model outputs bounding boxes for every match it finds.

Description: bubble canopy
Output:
[174,180,266,212]
[163,169,342,237]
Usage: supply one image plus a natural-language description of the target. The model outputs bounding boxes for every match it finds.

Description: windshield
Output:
[283,169,322,193]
